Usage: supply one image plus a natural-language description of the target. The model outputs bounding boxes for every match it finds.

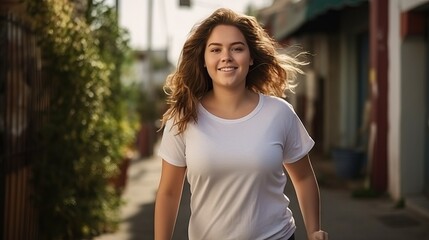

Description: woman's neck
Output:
[201,88,259,119]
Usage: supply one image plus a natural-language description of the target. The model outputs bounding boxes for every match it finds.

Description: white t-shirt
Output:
[158,93,314,240]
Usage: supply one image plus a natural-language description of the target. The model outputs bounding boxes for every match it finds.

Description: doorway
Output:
[357,31,369,150]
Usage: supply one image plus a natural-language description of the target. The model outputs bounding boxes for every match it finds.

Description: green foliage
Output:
[26,0,136,238]
[138,90,158,122]
[152,56,169,71]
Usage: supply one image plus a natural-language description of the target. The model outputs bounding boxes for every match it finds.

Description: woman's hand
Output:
[309,230,328,240]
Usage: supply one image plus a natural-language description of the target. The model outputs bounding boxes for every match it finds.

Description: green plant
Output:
[152,56,169,71]
[26,0,135,238]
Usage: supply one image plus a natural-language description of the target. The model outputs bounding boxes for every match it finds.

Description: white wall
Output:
[389,0,428,200]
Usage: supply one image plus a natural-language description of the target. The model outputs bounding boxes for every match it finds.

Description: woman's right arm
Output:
[154,159,187,240]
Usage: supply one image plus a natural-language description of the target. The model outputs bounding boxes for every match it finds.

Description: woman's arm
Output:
[154,160,187,240]
[284,155,328,240]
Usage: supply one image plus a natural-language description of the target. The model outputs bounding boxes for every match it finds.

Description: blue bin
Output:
[332,148,366,179]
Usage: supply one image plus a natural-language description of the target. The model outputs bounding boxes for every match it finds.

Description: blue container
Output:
[332,148,366,179]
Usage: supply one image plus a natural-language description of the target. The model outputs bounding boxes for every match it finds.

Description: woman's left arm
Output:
[284,155,328,240]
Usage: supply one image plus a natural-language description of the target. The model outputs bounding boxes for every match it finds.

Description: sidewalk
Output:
[95,150,429,240]
[93,150,163,240]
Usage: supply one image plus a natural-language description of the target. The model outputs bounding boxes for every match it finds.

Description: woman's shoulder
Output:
[162,117,182,135]
[261,94,294,112]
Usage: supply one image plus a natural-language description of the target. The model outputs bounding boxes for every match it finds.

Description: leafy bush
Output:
[26,0,135,238]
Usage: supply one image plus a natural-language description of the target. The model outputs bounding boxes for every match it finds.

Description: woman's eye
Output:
[210,48,221,53]
[232,47,243,52]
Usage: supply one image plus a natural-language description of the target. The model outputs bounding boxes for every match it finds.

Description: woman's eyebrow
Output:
[230,42,246,46]
[207,41,246,47]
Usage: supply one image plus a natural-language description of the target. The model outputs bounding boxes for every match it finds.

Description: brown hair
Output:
[161,8,305,133]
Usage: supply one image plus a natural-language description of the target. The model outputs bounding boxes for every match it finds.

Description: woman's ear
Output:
[250,59,254,66]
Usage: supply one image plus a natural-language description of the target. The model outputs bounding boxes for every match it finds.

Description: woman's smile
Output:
[218,66,238,72]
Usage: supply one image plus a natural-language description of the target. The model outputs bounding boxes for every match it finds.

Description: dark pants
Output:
[288,234,295,240]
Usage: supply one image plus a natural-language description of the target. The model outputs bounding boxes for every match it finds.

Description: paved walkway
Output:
[95,149,429,240]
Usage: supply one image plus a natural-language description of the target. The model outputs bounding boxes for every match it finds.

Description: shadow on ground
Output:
[125,181,190,240]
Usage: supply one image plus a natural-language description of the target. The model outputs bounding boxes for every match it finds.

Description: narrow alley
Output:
[95,144,429,240]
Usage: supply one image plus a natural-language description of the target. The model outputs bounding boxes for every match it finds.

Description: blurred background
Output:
[1,0,429,239]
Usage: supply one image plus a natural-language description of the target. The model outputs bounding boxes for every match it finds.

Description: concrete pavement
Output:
[95,147,429,240]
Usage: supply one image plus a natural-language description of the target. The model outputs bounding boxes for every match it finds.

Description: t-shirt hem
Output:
[283,139,315,164]
[158,152,187,167]
[283,227,296,240]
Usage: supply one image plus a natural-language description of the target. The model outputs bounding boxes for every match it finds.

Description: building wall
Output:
[121,49,172,91]
[401,38,426,195]
[292,6,369,153]
[401,0,429,11]
[286,34,340,153]
[337,6,369,149]
[312,34,339,153]
[389,0,428,200]
[338,31,359,147]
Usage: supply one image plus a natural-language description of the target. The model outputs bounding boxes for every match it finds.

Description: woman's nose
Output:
[221,52,232,62]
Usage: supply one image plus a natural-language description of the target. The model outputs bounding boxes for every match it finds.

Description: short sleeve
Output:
[158,119,187,167]
[283,103,315,163]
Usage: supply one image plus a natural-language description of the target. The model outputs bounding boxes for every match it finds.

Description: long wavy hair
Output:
[161,8,306,133]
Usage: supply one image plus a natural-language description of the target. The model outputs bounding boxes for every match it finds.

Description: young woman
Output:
[154,8,328,240]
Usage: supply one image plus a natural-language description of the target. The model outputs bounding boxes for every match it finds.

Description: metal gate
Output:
[1,11,47,240]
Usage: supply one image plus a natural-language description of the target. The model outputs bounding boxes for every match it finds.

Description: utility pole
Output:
[115,0,119,19]
[179,0,191,7]
[147,0,154,99]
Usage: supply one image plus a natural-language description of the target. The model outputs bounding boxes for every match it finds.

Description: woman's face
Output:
[204,25,253,91]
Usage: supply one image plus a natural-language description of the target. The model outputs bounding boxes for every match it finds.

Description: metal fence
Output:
[1,11,47,240]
